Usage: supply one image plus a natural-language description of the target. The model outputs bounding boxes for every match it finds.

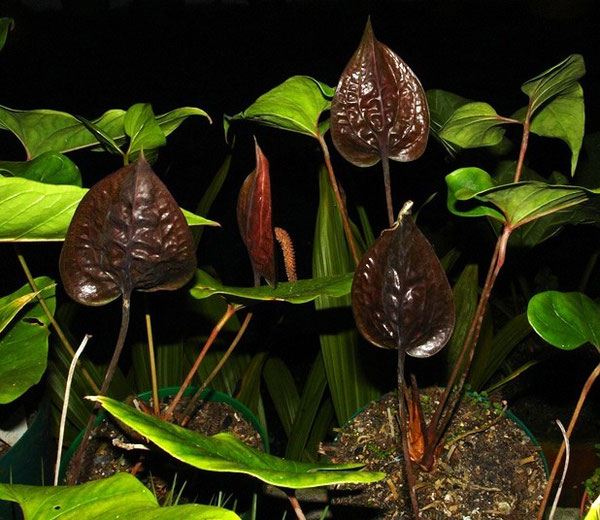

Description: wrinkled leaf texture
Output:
[237,140,276,286]
[352,206,455,357]
[331,19,429,167]
[60,156,196,306]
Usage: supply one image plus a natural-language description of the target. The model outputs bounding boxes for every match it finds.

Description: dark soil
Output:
[328,389,547,519]
[64,396,264,506]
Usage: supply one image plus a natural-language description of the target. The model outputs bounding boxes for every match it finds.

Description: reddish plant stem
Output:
[162,303,238,422]
[317,134,360,266]
[421,227,511,468]
[381,155,395,228]
[514,102,532,183]
[180,311,253,427]
[537,360,600,519]
[286,490,307,520]
[68,294,131,484]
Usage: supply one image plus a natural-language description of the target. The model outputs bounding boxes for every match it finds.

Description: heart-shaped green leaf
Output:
[0,176,216,242]
[521,54,585,115]
[189,269,353,304]
[124,103,167,156]
[0,151,82,186]
[0,277,55,404]
[352,203,455,357]
[228,76,333,138]
[0,105,209,159]
[237,140,276,286]
[446,167,600,229]
[426,89,470,156]
[0,472,241,519]
[60,157,198,306]
[439,102,516,149]
[331,19,429,167]
[91,396,385,489]
[527,291,600,350]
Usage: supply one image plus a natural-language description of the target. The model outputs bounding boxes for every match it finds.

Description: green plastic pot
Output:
[60,386,268,480]
[0,395,52,520]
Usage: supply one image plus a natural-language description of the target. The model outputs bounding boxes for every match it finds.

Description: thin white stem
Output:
[54,334,92,486]
[548,420,570,520]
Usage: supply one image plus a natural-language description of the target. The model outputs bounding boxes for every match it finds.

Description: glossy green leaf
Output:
[584,493,600,520]
[426,89,469,156]
[124,103,167,155]
[529,84,584,176]
[0,17,14,52]
[0,151,82,186]
[0,277,55,404]
[0,177,218,242]
[446,167,600,228]
[93,396,386,488]
[521,54,585,115]
[229,76,334,138]
[0,472,240,519]
[439,102,516,149]
[75,115,125,157]
[0,105,209,159]
[263,357,299,438]
[527,291,600,350]
[313,166,379,424]
[189,269,352,304]
[0,290,40,335]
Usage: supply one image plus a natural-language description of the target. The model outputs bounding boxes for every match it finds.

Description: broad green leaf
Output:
[0,177,218,242]
[0,17,14,52]
[0,290,41,335]
[313,166,379,425]
[426,89,470,156]
[189,269,352,304]
[263,357,300,438]
[444,265,478,382]
[0,277,55,404]
[75,115,125,157]
[584,493,600,520]
[529,84,585,176]
[92,396,386,488]
[0,105,209,159]
[521,54,585,115]
[439,102,516,149]
[229,76,334,138]
[446,167,600,228]
[469,313,532,391]
[124,103,167,155]
[527,291,600,350]
[0,472,240,519]
[0,151,82,186]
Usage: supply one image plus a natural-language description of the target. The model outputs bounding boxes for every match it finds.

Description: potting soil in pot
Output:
[328,389,547,519]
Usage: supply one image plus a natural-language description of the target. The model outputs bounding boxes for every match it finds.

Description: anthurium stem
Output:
[422,227,511,468]
[381,155,394,228]
[14,247,100,394]
[514,101,532,183]
[69,294,131,484]
[180,311,253,427]
[145,313,160,416]
[398,348,420,518]
[286,490,307,520]
[317,134,360,266]
[162,303,238,422]
[537,360,600,519]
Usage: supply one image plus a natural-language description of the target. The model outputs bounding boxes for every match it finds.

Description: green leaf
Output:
[313,166,379,425]
[0,105,209,159]
[0,17,15,52]
[236,352,268,420]
[439,102,516,149]
[446,167,600,229]
[0,277,55,404]
[521,54,586,115]
[189,269,353,304]
[527,291,600,350]
[0,151,82,186]
[426,89,470,156]
[0,472,240,519]
[93,396,386,489]
[262,357,300,438]
[229,76,334,138]
[584,493,600,520]
[0,290,40,336]
[528,83,585,175]
[0,177,218,242]
[75,115,125,157]
[124,103,167,156]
